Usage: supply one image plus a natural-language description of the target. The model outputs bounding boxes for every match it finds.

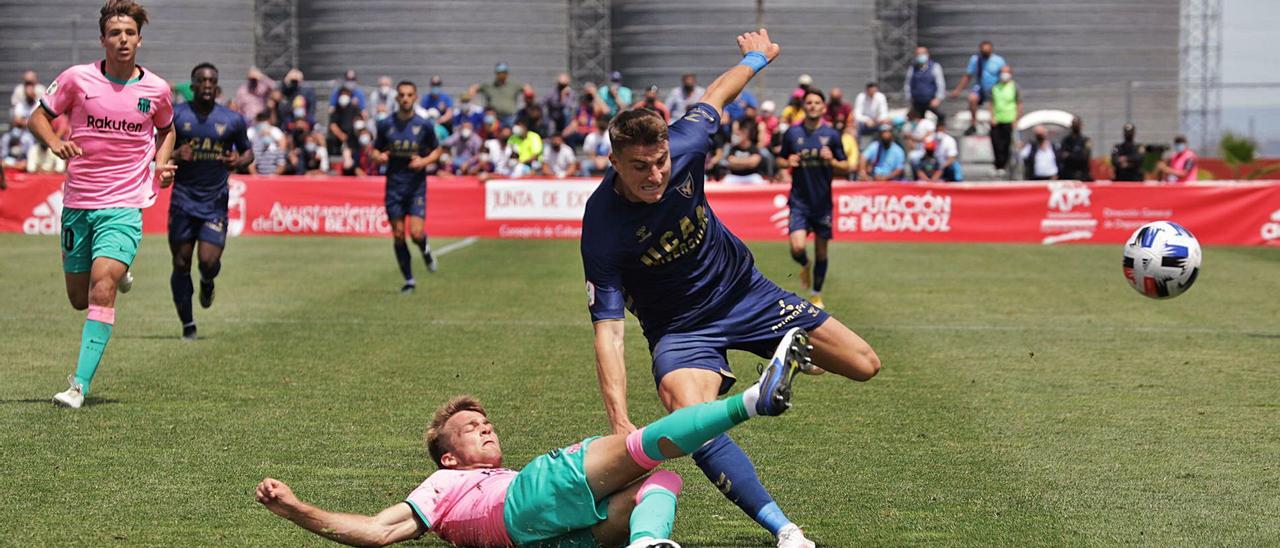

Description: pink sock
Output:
[626,428,662,470]
[87,305,116,325]
[635,470,684,504]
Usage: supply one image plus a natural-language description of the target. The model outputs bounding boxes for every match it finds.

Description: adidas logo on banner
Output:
[24,190,63,235]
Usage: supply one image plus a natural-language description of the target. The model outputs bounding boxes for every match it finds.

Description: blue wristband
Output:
[739,51,769,74]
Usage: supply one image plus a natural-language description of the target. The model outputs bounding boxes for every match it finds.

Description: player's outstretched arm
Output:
[699,29,780,121]
[256,478,422,547]
[593,319,637,434]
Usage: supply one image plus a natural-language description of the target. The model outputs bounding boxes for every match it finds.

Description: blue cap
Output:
[610,70,623,82]
[495,63,509,73]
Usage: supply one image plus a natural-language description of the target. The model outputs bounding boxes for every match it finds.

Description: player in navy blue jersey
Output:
[580,30,880,548]
[779,89,849,309]
[372,81,443,294]
[168,63,253,340]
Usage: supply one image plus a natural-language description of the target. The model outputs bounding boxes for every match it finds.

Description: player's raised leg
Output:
[169,237,198,340]
[807,316,880,381]
[407,212,436,274]
[55,256,129,408]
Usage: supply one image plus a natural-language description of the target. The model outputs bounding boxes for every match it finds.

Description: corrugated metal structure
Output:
[917,0,1181,143]
[0,0,254,125]
[611,0,876,108]
[297,0,569,104]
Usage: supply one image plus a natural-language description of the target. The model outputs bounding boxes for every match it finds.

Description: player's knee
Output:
[88,278,116,306]
[410,232,425,246]
[68,296,89,311]
[851,345,882,380]
[789,247,808,264]
[172,255,191,272]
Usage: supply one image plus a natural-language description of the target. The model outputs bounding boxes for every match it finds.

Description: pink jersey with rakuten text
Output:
[41,60,173,210]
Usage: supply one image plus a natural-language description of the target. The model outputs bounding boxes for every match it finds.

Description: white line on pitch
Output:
[434,236,478,257]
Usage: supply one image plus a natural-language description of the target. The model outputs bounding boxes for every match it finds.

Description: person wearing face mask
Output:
[454,91,485,131]
[599,71,633,117]
[369,75,396,121]
[903,46,946,120]
[988,65,1021,176]
[2,116,35,171]
[1111,124,1145,181]
[328,68,367,112]
[479,107,502,141]
[508,120,543,177]
[1019,125,1060,180]
[327,87,366,175]
[543,72,576,134]
[234,66,274,123]
[631,85,670,122]
[248,111,287,175]
[1058,117,1093,181]
[949,40,1006,136]
[860,124,907,181]
[1156,135,1197,183]
[823,87,851,128]
[419,75,454,129]
[442,121,484,175]
[278,68,316,126]
[665,73,705,120]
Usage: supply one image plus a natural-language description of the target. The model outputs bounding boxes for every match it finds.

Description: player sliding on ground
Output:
[168,62,254,340]
[581,29,880,547]
[29,0,176,408]
[370,80,443,294]
[257,328,813,547]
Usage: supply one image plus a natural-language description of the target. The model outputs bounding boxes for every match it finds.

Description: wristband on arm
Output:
[739,51,769,74]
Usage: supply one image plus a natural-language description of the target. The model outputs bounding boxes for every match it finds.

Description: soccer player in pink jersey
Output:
[257,329,813,547]
[28,0,177,409]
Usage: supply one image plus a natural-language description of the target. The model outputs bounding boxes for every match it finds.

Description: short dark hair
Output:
[99,0,148,36]
[865,82,878,89]
[609,108,668,151]
[397,80,416,92]
[1174,135,1187,144]
[424,396,489,469]
[804,88,826,102]
[190,62,218,80]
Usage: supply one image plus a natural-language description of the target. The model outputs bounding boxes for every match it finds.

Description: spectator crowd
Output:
[4,43,1199,183]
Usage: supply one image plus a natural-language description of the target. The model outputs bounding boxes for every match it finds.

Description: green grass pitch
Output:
[1,233,1277,546]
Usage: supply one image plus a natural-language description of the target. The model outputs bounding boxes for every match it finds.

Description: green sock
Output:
[629,488,678,542]
[641,394,750,460]
[74,319,113,395]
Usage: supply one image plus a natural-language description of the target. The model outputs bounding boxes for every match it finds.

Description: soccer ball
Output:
[1121,221,1202,299]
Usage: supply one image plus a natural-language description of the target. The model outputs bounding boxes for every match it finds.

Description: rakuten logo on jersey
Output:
[836,192,952,233]
[1262,209,1280,243]
[86,114,144,133]
[23,190,64,235]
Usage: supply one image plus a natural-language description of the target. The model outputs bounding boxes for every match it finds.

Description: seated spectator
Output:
[233,66,274,123]
[631,85,670,122]
[780,92,805,127]
[10,71,44,111]
[860,124,907,181]
[12,79,40,127]
[1058,116,1093,181]
[483,126,516,177]
[758,100,780,147]
[580,117,611,176]
[369,76,396,122]
[420,75,454,129]
[840,123,860,180]
[355,128,379,176]
[825,87,852,128]
[3,119,35,171]
[279,69,317,128]
[248,112,288,175]
[666,73,704,120]
[721,124,767,185]
[1156,135,1198,183]
[442,121,485,175]
[1020,125,1060,180]
[517,102,555,142]
[541,133,578,179]
[913,139,943,182]
[509,120,543,177]
[563,84,605,149]
[327,87,365,175]
[544,72,575,135]
[329,69,368,111]
[479,107,503,141]
[454,92,485,131]
[933,116,962,182]
[853,82,889,140]
[793,74,813,99]
[723,87,758,123]
[1111,123,1144,181]
[599,71,632,117]
[288,129,329,175]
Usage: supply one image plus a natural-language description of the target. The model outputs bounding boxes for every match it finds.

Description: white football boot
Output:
[52,375,85,409]
[777,524,816,548]
[625,538,681,548]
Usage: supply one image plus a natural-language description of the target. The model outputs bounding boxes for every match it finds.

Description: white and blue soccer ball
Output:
[1122,221,1202,299]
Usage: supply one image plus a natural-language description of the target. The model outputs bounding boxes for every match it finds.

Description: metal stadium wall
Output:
[610,0,876,108]
[296,0,569,103]
[917,0,1181,142]
[0,0,255,124]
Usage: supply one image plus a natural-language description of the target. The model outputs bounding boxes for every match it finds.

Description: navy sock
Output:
[198,260,221,283]
[790,249,809,266]
[814,258,829,292]
[414,236,432,258]
[170,270,194,325]
[692,434,791,535]
[393,239,413,281]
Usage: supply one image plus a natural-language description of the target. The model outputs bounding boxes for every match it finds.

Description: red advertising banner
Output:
[3,171,1279,246]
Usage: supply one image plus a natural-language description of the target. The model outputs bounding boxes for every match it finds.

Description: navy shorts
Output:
[649,271,831,395]
[970,84,988,105]
[385,180,427,220]
[168,207,227,247]
[788,203,833,240]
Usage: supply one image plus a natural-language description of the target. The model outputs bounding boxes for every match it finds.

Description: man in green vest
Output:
[988,65,1022,177]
